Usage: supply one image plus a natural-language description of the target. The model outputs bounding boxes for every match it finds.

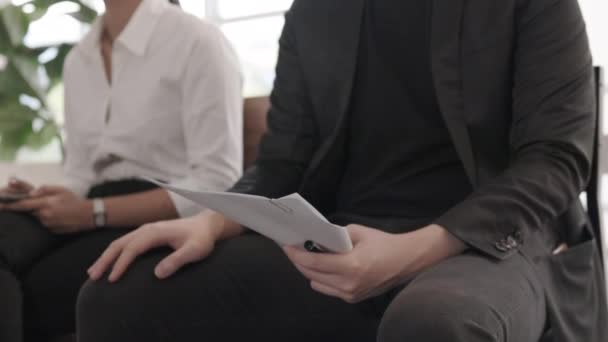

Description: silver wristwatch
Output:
[92,198,107,228]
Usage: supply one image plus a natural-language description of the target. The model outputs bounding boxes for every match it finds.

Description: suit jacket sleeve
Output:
[435,0,595,260]
[229,7,320,198]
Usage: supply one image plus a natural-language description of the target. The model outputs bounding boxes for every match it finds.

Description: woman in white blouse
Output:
[0,0,242,341]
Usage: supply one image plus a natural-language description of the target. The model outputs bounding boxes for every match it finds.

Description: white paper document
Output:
[144,178,353,253]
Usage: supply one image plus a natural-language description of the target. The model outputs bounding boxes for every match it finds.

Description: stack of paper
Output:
[145,178,353,253]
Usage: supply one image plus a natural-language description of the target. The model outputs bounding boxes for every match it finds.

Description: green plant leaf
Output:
[68,5,98,23]
[1,5,29,47]
[0,98,40,131]
[0,59,33,99]
[0,15,12,53]
[28,0,98,24]
[25,120,59,150]
[44,43,72,88]
[0,144,19,160]
[25,7,49,22]
[7,52,49,104]
[0,116,33,160]
[0,0,96,160]
[72,0,99,20]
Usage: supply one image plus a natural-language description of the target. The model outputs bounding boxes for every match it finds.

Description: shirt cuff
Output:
[434,203,524,261]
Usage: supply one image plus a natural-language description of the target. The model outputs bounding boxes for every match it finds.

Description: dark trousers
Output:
[77,234,547,342]
[0,180,157,342]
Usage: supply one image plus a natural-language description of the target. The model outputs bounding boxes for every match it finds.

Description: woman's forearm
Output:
[199,209,246,241]
[101,189,179,228]
[98,189,247,241]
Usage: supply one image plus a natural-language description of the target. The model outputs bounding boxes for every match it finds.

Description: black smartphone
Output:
[0,192,30,204]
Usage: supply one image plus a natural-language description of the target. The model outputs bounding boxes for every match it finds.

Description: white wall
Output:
[579,0,608,70]
[0,162,63,187]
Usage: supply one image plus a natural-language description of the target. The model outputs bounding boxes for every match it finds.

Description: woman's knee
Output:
[77,254,164,326]
[0,212,56,273]
[76,236,300,340]
[377,288,501,342]
[0,269,22,342]
[76,250,224,340]
[77,277,146,342]
[77,279,123,327]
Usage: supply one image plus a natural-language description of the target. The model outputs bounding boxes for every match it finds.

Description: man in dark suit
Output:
[77,0,607,341]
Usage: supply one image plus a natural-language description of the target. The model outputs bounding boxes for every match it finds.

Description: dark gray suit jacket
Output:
[231,0,607,340]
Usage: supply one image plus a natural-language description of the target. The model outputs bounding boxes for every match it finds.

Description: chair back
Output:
[588,66,604,260]
[243,97,270,169]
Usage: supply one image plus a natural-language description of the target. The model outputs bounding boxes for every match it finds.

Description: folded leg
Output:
[378,251,546,342]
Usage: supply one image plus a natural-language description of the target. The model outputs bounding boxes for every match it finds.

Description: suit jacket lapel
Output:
[431,0,478,186]
[306,0,478,188]
[306,0,365,174]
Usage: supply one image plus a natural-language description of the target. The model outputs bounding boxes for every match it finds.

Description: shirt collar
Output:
[78,18,103,58]
[78,0,167,58]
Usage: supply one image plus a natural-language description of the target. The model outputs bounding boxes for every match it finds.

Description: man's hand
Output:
[88,211,231,282]
[1,185,94,234]
[284,224,467,304]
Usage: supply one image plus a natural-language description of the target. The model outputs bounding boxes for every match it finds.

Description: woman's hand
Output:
[0,177,34,194]
[284,224,467,304]
[88,212,228,282]
[2,185,94,234]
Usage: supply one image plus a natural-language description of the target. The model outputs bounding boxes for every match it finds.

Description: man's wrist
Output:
[425,224,468,256]
[399,224,468,276]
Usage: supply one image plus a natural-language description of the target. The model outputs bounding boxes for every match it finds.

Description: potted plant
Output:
[0,0,96,160]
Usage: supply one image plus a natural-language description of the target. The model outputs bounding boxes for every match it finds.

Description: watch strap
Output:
[92,198,107,228]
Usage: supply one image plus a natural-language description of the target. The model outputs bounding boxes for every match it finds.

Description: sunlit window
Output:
[179,0,205,18]
[216,0,291,20]
[182,0,293,96]
[579,0,608,127]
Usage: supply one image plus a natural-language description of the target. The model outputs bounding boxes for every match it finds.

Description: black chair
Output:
[540,66,604,342]
[588,66,604,260]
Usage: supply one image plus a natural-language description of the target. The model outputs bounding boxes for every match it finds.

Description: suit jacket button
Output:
[506,236,518,248]
[495,240,510,252]
[513,230,524,243]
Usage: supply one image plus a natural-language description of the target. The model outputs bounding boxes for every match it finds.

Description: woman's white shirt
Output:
[62,0,243,217]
